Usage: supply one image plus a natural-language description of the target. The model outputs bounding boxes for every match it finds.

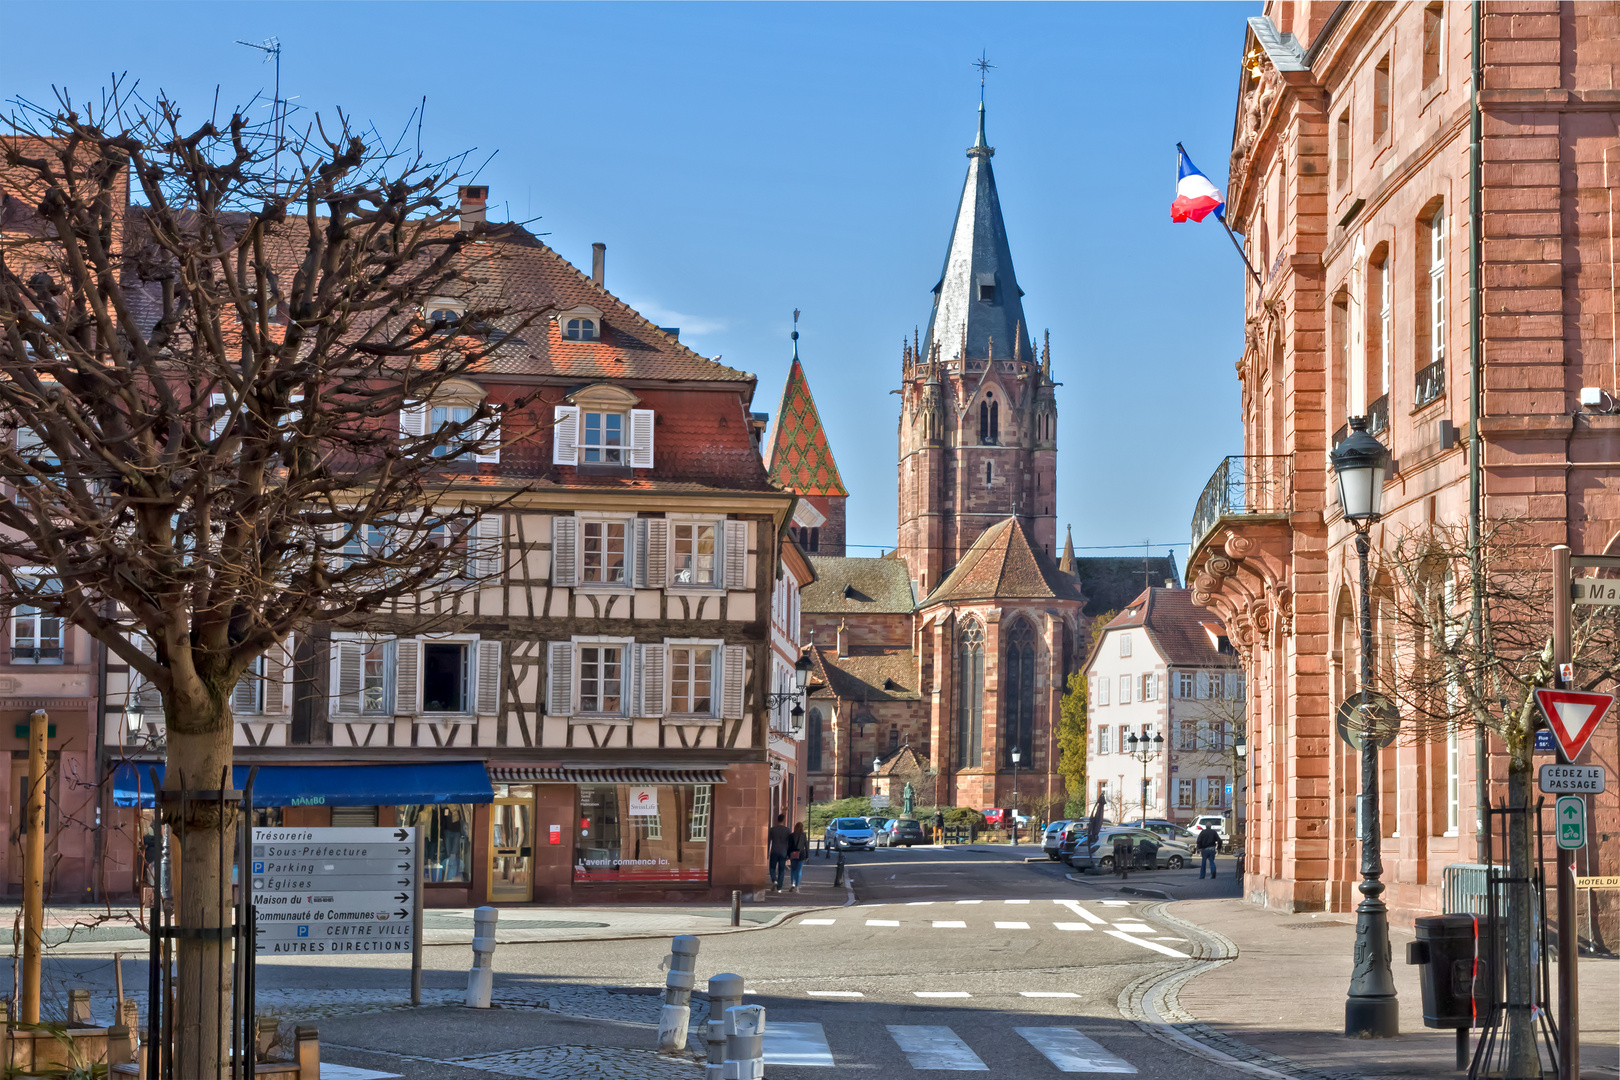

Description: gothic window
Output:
[979,396,999,445]
[957,620,985,768]
[807,708,823,772]
[986,462,993,487]
[1003,619,1037,767]
[889,724,900,751]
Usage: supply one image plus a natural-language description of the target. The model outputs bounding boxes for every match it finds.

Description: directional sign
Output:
[1576,875,1620,890]
[252,827,417,955]
[1555,796,1586,850]
[1571,578,1620,606]
[1538,764,1607,795]
[1533,688,1613,761]
[1534,728,1556,753]
[1336,691,1400,751]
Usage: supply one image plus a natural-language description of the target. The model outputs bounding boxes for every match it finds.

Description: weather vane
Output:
[974,51,996,102]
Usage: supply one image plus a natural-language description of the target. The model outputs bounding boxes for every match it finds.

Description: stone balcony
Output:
[1190,455,1294,559]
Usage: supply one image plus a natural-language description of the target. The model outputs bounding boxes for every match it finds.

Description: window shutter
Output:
[635,518,649,587]
[399,402,428,438]
[264,636,294,716]
[474,514,504,580]
[628,408,655,469]
[210,392,229,442]
[334,641,363,717]
[231,665,258,716]
[394,638,421,716]
[552,405,580,465]
[639,643,667,717]
[551,516,577,586]
[721,644,747,720]
[475,417,501,463]
[724,520,748,589]
[547,641,574,717]
[645,519,668,587]
[476,639,502,715]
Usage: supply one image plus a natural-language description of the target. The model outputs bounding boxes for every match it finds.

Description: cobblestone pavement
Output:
[436,1045,699,1079]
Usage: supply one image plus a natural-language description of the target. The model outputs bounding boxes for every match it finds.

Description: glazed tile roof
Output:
[1095,588,1239,669]
[807,646,922,702]
[767,357,847,496]
[801,556,915,614]
[921,517,1083,606]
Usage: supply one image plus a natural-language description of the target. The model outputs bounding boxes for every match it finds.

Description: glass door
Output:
[488,790,534,902]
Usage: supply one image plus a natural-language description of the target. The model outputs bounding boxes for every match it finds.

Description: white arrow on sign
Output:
[1533,688,1614,761]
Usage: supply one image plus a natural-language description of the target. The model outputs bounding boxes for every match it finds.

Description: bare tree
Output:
[1382,518,1620,1075]
[0,86,545,1075]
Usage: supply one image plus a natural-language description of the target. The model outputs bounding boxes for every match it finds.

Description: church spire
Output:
[1058,525,1076,576]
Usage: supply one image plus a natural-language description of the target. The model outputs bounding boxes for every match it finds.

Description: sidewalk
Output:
[1153,897,1619,1080]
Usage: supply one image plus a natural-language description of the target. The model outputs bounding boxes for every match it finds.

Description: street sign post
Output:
[1538,764,1607,795]
[251,827,419,963]
[1555,796,1586,850]
[1570,577,1620,606]
[1533,687,1613,762]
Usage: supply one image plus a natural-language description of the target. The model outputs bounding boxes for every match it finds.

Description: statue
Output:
[903,781,915,817]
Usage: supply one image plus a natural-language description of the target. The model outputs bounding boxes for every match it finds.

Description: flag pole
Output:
[1176,142,1262,288]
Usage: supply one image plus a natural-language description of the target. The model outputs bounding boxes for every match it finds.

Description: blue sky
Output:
[4,1,1252,565]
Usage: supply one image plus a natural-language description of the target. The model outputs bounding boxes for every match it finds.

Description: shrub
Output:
[808,796,873,833]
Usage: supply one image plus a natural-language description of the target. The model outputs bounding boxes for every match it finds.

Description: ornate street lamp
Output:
[1330,414,1399,1039]
[1124,730,1164,823]
[1010,746,1022,845]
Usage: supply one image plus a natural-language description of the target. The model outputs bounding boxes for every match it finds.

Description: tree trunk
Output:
[1504,712,1540,1079]
[165,705,236,1080]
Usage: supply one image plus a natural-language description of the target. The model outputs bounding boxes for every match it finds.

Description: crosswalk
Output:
[760,1020,1137,1073]
[793,899,1191,959]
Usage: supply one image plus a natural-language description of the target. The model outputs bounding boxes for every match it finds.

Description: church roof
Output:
[1066,553,1182,618]
[802,556,915,614]
[766,345,848,497]
[921,517,1082,606]
[922,104,1034,365]
[807,646,922,703]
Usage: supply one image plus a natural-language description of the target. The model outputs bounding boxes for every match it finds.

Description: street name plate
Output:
[1575,875,1620,890]
[1571,578,1620,606]
[1537,764,1606,794]
[252,826,417,955]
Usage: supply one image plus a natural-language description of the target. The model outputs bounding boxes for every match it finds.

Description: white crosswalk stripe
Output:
[1053,922,1093,931]
[763,1021,836,1066]
[1016,1027,1137,1073]
[887,1025,988,1071]
[932,920,967,928]
[993,921,1030,929]
[1104,929,1191,958]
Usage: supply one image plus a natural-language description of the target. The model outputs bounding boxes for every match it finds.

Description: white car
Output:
[1190,815,1230,850]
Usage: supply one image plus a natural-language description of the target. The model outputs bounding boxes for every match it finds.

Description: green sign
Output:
[1556,795,1586,850]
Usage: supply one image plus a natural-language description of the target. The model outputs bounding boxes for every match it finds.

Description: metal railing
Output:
[1415,359,1445,408]
[1190,455,1294,555]
[1442,862,1507,915]
[10,646,63,663]
[1367,393,1390,436]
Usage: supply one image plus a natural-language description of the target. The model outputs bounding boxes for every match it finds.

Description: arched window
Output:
[958,621,985,767]
[990,401,999,442]
[564,317,598,341]
[986,462,993,487]
[889,724,900,751]
[979,400,990,443]
[807,708,823,772]
[1004,619,1037,767]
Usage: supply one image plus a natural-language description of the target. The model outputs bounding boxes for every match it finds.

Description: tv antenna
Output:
[236,37,287,189]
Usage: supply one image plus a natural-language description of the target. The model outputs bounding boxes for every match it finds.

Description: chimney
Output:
[591,243,606,285]
[836,619,848,659]
[458,185,488,231]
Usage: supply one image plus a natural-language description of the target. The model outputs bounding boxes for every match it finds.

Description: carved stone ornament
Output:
[1223,531,1256,560]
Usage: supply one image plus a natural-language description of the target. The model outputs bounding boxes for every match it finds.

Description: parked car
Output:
[1067,826,1193,871]
[823,817,876,851]
[1056,819,1114,863]
[1190,815,1230,850]
[878,818,927,847]
[863,816,890,832]
[981,808,1030,827]
[1131,819,1196,845]
[1042,820,1072,860]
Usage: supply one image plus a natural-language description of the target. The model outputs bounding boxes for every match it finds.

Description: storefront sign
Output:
[251,827,418,955]
[549,824,561,845]
[627,786,659,816]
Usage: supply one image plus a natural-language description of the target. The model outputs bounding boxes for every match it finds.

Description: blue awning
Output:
[111,761,494,809]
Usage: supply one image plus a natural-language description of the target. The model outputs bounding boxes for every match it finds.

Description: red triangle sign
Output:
[1533,688,1614,761]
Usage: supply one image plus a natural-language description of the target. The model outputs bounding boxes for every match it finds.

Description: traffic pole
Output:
[21,708,47,1024]
[1550,545,1577,1080]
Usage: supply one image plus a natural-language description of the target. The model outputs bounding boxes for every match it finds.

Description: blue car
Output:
[823,817,875,851]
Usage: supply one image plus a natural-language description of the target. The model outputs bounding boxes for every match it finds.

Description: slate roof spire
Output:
[767,322,848,497]
[922,101,1032,366]
[1059,525,1076,575]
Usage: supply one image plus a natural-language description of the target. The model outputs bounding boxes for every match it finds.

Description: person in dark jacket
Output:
[767,814,792,892]
[1197,824,1221,878]
[788,821,809,892]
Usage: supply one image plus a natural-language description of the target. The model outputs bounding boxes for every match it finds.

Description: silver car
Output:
[1069,826,1193,871]
[1042,820,1072,860]
[823,817,875,851]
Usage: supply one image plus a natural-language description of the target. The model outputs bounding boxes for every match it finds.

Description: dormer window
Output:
[423,297,467,333]
[553,383,653,468]
[564,317,598,341]
[582,411,624,464]
[978,284,996,302]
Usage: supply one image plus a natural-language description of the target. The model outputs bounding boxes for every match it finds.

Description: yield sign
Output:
[1533,688,1614,761]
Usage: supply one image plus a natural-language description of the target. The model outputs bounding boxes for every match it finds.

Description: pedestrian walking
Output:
[1196,824,1220,878]
[788,821,808,892]
[767,813,792,892]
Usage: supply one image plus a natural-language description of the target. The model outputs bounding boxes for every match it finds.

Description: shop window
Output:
[423,642,469,713]
[397,804,474,883]
[574,784,711,883]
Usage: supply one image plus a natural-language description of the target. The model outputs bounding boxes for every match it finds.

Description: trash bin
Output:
[1406,914,1496,1029]
[1138,837,1159,870]
[1111,835,1134,874]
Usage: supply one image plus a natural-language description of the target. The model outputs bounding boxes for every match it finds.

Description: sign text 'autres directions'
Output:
[251,826,418,956]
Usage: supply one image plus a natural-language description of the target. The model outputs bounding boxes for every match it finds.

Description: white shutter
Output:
[210,392,229,442]
[394,638,421,716]
[476,639,502,715]
[639,643,667,717]
[552,405,580,465]
[645,519,668,587]
[474,514,503,580]
[629,408,655,468]
[334,640,363,716]
[551,516,577,586]
[547,641,574,717]
[264,635,294,716]
[724,520,748,589]
[475,417,501,463]
[399,402,428,438]
[231,661,259,716]
[634,518,649,587]
[721,644,746,720]
[131,634,161,711]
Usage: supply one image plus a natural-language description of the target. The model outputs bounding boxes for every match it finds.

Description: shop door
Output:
[8,755,57,891]
[488,797,533,902]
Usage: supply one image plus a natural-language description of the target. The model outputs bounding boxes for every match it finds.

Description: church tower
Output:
[898,103,1058,599]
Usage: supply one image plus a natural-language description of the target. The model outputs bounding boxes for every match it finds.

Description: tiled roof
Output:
[1097,588,1239,669]
[921,517,1083,606]
[873,744,930,777]
[1067,553,1181,618]
[766,357,847,496]
[801,556,915,614]
[807,646,922,702]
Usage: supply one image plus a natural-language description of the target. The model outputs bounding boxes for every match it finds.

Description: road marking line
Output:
[806,990,864,998]
[1112,923,1155,934]
[1053,922,1094,932]
[1105,929,1191,958]
[932,920,967,928]
[1154,937,1189,942]
[763,1020,836,1067]
[1016,1027,1138,1073]
[1004,899,1030,904]
[994,921,1030,929]
[321,1067,404,1080]
[955,899,983,905]
[1020,992,1080,998]
[1100,900,1132,906]
[1056,900,1106,924]
[801,919,836,925]
[906,901,936,906]
[866,919,900,927]
[911,992,972,998]
[887,1025,988,1070]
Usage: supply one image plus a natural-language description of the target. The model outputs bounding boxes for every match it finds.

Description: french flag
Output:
[1171,146,1225,223]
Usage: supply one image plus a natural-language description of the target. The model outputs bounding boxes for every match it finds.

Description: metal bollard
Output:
[705,973,744,1079]
[657,934,701,1052]
[465,905,499,1008]
[731,890,741,927]
[723,1004,767,1079]
[834,852,845,888]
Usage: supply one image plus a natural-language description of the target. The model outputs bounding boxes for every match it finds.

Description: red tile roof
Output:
[1096,588,1239,668]
[921,517,1083,606]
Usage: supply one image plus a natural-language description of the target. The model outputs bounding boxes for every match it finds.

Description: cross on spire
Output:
[974,51,996,102]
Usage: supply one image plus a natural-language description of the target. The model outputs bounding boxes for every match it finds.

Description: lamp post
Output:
[1330,414,1399,1039]
[1233,730,1247,857]
[1124,730,1164,823]
[1010,746,1021,845]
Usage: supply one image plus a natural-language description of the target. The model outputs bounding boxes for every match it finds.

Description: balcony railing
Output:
[1367,394,1390,437]
[10,646,63,663]
[1415,359,1445,408]
[1191,455,1294,555]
